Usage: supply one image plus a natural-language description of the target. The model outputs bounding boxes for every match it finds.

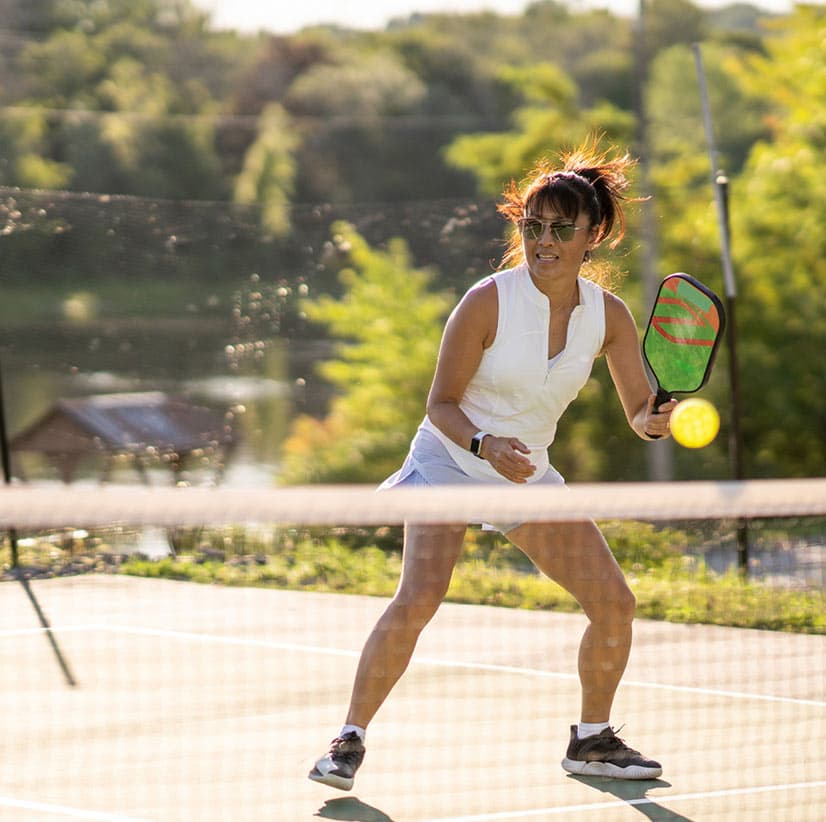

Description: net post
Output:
[717,178,749,577]
[0,359,19,568]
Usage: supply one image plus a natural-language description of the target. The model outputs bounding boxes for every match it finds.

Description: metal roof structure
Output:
[10,392,234,483]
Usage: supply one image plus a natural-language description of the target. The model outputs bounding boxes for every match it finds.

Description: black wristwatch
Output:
[469,431,490,459]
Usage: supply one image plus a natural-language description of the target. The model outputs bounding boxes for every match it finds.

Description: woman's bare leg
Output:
[345,522,467,728]
[506,520,636,722]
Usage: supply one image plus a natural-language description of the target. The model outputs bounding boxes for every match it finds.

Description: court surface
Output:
[1,575,824,821]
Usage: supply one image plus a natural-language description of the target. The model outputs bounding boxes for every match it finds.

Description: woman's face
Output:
[520,200,596,288]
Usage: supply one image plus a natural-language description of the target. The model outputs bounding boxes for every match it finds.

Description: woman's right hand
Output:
[480,436,536,483]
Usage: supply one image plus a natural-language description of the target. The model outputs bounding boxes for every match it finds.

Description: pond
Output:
[0,315,331,489]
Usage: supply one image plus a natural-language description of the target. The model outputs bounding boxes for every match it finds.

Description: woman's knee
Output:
[387,585,446,630]
[616,583,637,621]
[584,579,636,625]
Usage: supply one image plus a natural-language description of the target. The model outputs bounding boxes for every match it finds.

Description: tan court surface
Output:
[1,575,824,821]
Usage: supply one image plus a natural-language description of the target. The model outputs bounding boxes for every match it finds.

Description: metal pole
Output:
[0,359,19,567]
[0,358,77,686]
[692,43,749,576]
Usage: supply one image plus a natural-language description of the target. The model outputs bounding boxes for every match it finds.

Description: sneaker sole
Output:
[307,769,354,791]
[561,757,662,780]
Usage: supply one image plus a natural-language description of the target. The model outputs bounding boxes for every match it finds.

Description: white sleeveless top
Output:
[419,264,606,483]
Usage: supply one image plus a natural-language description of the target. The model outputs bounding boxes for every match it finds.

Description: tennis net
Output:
[1,480,825,821]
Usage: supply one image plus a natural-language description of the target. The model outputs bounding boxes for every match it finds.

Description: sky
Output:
[193,0,795,34]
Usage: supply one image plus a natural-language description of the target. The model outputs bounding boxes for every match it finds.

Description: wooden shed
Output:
[10,392,234,484]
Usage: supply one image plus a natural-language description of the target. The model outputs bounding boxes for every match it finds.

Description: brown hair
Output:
[497,137,638,287]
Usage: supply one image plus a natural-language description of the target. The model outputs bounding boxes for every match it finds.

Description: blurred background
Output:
[1,0,823,492]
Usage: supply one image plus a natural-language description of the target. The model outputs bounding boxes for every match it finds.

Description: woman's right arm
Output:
[426,281,535,482]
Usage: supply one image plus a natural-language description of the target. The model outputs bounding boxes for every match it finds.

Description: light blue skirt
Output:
[378,428,565,535]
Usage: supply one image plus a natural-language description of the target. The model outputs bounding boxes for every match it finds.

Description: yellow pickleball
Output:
[670,398,720,449]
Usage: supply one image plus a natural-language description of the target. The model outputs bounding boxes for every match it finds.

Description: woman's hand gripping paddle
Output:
[643,273,726,417]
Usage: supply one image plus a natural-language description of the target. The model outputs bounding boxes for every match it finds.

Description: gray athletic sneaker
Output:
[308,731,366,791]
[561,725,662,779]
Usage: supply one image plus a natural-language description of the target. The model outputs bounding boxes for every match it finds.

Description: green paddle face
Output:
[643,273,726,404]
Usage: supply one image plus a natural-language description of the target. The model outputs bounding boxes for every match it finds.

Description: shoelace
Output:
[328,736,363,765]
[597,727,641,755]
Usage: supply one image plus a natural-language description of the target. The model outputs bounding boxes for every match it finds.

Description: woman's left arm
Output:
[602,292,676,440]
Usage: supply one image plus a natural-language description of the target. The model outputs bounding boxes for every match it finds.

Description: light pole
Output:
[692,43,748,576]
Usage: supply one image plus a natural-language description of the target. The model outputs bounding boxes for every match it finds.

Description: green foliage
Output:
[279,222,453,483]
[5,0,238,198]
[723,6,826,476]
[645,0,708,53]
[286,51,427,118]
[0,110,71,188]
[445,61,636,194]
[112,533,826,634]
[121,540,403,596]
[234,104,299,237]
[627,560,826,632]
[648,43,768,178]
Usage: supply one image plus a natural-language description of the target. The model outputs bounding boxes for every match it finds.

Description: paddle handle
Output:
[654,386,673,412]
[648,387,674,439]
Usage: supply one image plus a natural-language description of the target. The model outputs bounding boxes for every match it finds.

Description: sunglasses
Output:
[518,218,588,243]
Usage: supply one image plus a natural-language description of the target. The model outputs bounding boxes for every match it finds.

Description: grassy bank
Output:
[4,523,823,634]
[117,536,826,634]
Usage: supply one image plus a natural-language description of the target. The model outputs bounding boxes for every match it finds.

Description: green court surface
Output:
[1,576,824,821]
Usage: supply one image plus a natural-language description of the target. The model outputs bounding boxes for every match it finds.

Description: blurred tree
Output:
[217,32,335,183]
[234,104,299,237]
[20,30,108,107]
[524,6,636,109]
[229,34,335,116]
[56,53,227,199]
[387,26,514,122]
[286,51,427,119]
[0,109,71,189]
[644,0,708,53]
[279,222,453,483]
[444,61,635,194]
[9,0,238,199]
[284,45,477,203]
[0,0,59,33]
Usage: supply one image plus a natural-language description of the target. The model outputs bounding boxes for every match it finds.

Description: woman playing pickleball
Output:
[309,138,676,790]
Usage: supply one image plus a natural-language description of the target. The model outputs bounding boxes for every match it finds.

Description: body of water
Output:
[1,318,331,489]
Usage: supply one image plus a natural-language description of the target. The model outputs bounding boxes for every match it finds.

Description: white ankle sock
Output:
[339,724,366,743]
[578,721,610,739]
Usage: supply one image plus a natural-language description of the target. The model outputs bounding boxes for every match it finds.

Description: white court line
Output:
[3,622,826,709]
[422,779,826,821]
[0,795,151,822]
[0,625,111,638]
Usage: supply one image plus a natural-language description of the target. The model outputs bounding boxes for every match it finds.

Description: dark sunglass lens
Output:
[553,225,576,242]
[522,219,542,239]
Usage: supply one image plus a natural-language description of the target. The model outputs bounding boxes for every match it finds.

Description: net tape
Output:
[0,479,824,529]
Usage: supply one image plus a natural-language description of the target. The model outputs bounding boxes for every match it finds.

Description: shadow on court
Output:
[315,796,396,821]
[568,776,694,821]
